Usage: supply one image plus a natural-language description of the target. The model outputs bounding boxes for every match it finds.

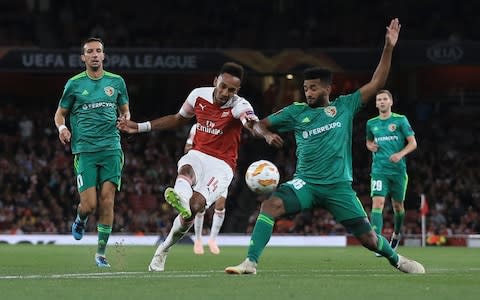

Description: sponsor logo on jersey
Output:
[199,103,206,111]
[388,124,397,132]
[104,86,115,97]
[302,122,342,139]
[81,90,89,96]
[324,106,337,117]
[197,120,223,136]
[221,111,230,118]
[374,135,399,142]
[82,102,117,110]
[302,117,311,123]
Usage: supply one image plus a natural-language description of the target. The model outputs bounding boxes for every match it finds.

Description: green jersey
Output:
[58,71,129,154]
[366,113,414,175]
[268,90,362,184]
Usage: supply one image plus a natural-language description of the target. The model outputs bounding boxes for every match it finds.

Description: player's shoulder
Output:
[367,116,381,123]
[289,101,308,110]
[104,71,125,81]
[281,101,308,113]
[191,86,214,96]
[391,112,406,119]
[187,87,214,102]
[332,90,360,104]
[68,71,87,81]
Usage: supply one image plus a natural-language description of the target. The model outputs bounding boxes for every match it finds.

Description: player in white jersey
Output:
[185,124,226,255]
[117,62,283,271]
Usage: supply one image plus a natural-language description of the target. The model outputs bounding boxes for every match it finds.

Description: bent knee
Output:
[358,231,378,251]
[260,197,285,218]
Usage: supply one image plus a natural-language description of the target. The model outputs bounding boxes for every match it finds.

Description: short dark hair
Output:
[81,37,104,54]
[303,67,332,85]
[220,62,244,81]
[376,89,393,100]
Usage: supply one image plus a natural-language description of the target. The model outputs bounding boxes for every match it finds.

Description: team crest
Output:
[104,86,115,97]
[388,124,397,132]
[324,106,337,117]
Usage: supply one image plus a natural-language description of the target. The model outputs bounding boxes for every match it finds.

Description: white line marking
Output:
[0,272,209,280]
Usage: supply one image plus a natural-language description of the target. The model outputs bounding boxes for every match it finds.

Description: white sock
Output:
[154,215,193,255]
[174,176,193,207]
[209,209,225,240]
[194,211,205,241]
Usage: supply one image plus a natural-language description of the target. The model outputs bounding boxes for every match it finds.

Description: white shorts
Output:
[177,150,233,209]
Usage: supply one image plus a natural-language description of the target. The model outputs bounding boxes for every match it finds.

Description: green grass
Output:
[0,245,479,300]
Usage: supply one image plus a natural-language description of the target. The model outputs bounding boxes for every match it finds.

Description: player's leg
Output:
[193,210,205,254]
[390,200,404,250]
[370,195,386,257]
[94,149,123,267]
[370,174,388,236]
[224,195,284,275]
[390,173,408,250]
[208,196,226,254]
[332,183,424,273]
[371,196,386,235]
[165,151,203,219]
[95,181,116,267]
[73,187,97,240]
[71,153,98,240]
[343,217,398,263]
[150,191,206,271]
[347,221,423,273]
[226,180,310,275]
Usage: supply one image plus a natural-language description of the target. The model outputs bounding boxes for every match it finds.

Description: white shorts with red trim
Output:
[177,150,233,209]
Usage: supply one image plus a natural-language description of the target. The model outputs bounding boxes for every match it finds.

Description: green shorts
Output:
[370,173,408,201]
[73,149,124,193]
[272,178,367,222]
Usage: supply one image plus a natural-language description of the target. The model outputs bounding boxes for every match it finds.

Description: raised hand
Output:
[385,18,401,48]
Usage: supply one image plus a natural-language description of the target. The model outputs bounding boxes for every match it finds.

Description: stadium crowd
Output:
[1,92,479,238]
[1,0,478,48]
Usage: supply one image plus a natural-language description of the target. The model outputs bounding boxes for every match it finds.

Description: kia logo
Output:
[426,43,463,63]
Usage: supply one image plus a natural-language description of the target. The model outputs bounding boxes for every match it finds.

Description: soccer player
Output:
[54,37,131,267]
[117,62,283,271]
[185,123,226,255]
[366,90,417,255]
[225,18,425,275]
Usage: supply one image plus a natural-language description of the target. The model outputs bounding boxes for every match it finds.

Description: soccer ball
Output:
[245,160,280,194]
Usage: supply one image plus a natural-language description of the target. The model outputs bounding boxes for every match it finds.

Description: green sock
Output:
[97,224,112,256]
[370,208,383,235]
[376,233,399,266]
[247,213,275,263]
[393,210,405,235]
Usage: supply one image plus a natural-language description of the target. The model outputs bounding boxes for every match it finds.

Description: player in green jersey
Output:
[366,90,417,255]
[226,18,425,274]
[53,38,131,268]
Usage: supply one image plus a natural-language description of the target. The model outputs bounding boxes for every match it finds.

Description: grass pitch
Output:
[0,244,478,300]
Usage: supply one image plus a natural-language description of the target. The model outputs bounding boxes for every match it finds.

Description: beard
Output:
[307,94,328,108]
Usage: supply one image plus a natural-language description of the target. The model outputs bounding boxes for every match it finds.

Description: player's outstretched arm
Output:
[250,118,284,148]
[359,18,401,103]
[117,113,190,134]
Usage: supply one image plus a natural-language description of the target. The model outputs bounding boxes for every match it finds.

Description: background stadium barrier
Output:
[1,234,480,247]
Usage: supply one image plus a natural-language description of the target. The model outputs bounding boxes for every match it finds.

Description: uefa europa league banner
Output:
[0,41,477,73]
